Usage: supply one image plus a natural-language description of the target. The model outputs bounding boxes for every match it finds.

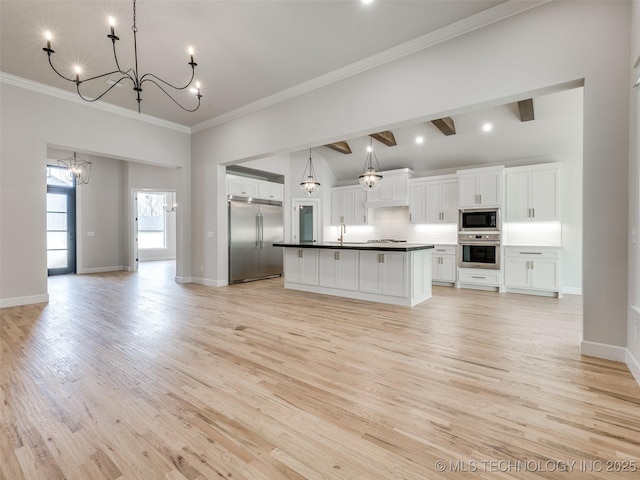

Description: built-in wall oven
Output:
[458,233,501,270]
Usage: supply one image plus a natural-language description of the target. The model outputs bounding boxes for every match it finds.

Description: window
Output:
[138,193,167,249]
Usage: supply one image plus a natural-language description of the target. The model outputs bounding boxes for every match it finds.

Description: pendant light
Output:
[300,149,321,196]
[358,137,383,191]
[58,152,92,185]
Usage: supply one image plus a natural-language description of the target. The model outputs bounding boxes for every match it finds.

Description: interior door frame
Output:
[291,198,321,244]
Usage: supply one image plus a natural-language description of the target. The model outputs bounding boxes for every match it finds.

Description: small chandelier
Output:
[163,192,177,213]
[300,149,321,197]
[58,152,92,185]
[42,0,202,113]
[358,138,383,191]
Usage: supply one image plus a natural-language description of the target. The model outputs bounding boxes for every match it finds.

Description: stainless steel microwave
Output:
[459,208,500,232]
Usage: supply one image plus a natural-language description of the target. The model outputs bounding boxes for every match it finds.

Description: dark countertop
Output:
[273,242,435,252]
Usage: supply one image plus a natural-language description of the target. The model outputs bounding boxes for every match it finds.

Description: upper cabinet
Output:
[227,174,284,201]
[409,175,458,224]
[457,166,504,208]
[331,185,367,225]
[505,164,560,222]
[366,168,415,208]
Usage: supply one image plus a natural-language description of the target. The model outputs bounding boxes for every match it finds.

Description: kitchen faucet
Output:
[338,216,346,246]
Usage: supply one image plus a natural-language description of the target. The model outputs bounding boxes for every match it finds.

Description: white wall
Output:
[627,0,640,381]
[191,2,631,357]
[0,81,191,306]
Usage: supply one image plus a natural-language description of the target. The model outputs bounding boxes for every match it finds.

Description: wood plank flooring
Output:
[1,261,639,479]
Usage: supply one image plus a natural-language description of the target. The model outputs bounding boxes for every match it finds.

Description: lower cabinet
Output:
[359,251,407,297]
[318,250,359,291]
[284,248,318,285]
[457,268,502,288]
[503,247,560,297]
[431,245,456,284]
[281,247,432,306]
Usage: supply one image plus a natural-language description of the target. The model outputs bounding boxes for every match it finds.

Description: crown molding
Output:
[191,0,552,134]
[0,72,190,134]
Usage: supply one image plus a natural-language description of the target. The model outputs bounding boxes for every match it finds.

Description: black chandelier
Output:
[42,0,202,113]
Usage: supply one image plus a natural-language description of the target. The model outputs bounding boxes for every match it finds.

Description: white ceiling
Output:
[0,0,505,127]
[1,1,582,183]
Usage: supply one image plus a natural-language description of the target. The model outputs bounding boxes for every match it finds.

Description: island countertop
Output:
[273,242,435,252]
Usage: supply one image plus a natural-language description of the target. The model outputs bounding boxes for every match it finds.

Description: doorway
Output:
[133,190,177,272]
[292,198,321,244]
[46,166,76,275]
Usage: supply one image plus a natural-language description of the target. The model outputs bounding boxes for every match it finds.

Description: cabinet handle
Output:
[298,250,303,258]
[530,261,534,270]
[479,194,482,204]
[334,252,340,260]
[532,208,535,218]
[409,213,412,221]
[378,254,385,263]
[471,275,486,279]
[520,252,542,255]
[436,249,446,252]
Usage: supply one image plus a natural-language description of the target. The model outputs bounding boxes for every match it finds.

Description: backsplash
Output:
[502,222,562,246]
[325,207,458,245]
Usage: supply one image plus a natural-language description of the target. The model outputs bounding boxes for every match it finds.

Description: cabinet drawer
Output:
[432,245,456,255]
[503,247,559,259]
[458,269,501,285]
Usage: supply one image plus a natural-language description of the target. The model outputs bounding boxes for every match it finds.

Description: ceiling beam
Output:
[517,99,535,122]
[369,131,397,147]
[324,141,352,155]
[431,117,456,136]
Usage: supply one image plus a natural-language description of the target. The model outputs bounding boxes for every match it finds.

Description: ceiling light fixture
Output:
[300,149,321,196]
[415,136,424,144]
[42,0,202,113]
[358,138,383,191]
[482,123,493,132]
[58,152,92,185]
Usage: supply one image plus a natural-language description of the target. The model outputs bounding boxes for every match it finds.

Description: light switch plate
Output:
[207,231,214,238]
[87,231,95,237]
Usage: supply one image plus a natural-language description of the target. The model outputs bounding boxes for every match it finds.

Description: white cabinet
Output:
[318,250,359,291]
[284,248,318,285]
[426,176,458,223]
[408,181,427,224]
[366,169,415,208]
[258,182,284,201]
[503,247,560,296]
[457,268,502,288]
[505,164,560,222]
[359,251,407,297]
[457,167,504,208]
[409,176,458,224]
[227,176,259,197]
[431,245,456,284]
[227,175,283,201]
[331,186,367,225]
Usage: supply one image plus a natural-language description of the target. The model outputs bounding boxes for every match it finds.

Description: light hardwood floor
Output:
[1,261,639,479]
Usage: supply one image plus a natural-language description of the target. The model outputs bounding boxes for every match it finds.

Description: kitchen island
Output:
[273,243,434,306]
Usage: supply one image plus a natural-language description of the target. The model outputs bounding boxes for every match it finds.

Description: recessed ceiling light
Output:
[482,123,493,132]
[415,136,424,144]
[362,0,374,4]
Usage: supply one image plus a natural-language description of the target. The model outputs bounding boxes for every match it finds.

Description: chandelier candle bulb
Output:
[43,31,53,53]
[108,17,115,36]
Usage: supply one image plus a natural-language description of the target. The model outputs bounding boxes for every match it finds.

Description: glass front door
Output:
[47,167,76,275]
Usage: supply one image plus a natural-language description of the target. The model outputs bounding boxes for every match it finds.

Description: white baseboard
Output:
[139,256,177,262]
[562,286,583,295]
[191,276,228,287]
[77,266,125,274]
[0,293,49,309]
[580,340,627,362]
[626,349,640,386]
[175,276,192,284]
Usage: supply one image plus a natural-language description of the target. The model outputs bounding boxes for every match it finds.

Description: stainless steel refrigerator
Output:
[228,197,284,284]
